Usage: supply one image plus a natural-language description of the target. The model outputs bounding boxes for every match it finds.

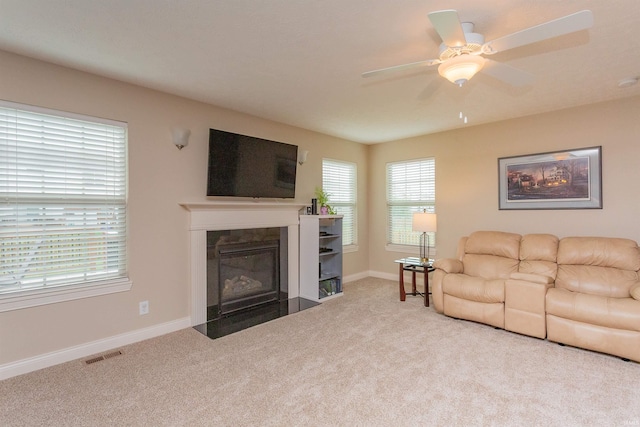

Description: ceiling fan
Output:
[362,9,593,87]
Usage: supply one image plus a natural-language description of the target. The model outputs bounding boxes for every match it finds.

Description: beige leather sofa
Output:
[432,231,640,362]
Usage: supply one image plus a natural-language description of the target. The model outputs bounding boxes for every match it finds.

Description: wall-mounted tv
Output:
[207,128,298,198]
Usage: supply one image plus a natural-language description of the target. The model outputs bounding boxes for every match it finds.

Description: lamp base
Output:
[419,232,431,265]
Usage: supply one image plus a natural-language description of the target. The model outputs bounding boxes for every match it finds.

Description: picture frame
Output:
[498,146,602,210]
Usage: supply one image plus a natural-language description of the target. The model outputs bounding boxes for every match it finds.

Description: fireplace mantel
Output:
[180,200,305,325]
[180,200,305,210]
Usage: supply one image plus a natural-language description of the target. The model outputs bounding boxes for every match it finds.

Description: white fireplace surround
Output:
[180,201,305,325]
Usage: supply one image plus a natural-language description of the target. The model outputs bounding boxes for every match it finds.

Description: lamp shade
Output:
[412,212,437,232]
[438,55,485,86]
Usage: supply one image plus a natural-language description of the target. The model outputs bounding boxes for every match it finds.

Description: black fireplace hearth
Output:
[194,297,319,339]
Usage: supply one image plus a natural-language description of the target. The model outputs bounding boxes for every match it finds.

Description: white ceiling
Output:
[1,1,639,144]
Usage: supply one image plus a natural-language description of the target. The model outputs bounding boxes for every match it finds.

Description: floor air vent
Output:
[103,350,123,359]
[84,350,123,365]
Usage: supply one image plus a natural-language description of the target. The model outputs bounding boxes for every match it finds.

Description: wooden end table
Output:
[395,257,434,307]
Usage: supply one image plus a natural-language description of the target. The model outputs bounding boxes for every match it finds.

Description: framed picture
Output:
[498,146,602,210]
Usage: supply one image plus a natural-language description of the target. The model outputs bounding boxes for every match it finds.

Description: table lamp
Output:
[412,211,437,264]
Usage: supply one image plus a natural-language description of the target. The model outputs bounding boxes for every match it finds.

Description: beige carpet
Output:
[1,278,639,426]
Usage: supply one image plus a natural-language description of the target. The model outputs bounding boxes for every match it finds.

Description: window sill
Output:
[0,278,132,313]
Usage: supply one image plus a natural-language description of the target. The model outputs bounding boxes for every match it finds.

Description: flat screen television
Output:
[207,128,298,198]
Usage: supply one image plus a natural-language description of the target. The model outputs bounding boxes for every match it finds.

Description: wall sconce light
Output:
[172,127,191,150]
[298,149,309,165]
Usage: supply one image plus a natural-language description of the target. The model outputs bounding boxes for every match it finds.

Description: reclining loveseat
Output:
[431,231,640,362]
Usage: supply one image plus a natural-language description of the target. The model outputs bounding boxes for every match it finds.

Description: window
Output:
[386,158,435,249]
[0,101,130,312]
[322,159,357,248]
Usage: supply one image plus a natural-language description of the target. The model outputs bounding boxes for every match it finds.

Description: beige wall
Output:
[0,50,368,365]
[2,47,639,369]
[368,95,640,276]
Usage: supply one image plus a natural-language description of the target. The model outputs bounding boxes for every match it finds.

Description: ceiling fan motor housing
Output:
[438,23,485,60]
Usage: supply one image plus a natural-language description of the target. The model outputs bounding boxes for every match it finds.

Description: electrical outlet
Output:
[139,300,149,315]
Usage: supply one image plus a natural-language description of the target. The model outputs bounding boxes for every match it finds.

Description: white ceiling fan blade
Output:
[481,59,534,86]
[362,59,439,78]
[483,10,594,54]
[428,9,467,47]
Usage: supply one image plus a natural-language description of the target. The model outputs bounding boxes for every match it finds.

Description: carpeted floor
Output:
[1,277,639,426]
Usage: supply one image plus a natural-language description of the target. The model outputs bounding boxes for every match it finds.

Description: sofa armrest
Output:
[509,272,554,285]
[432,258,463,274]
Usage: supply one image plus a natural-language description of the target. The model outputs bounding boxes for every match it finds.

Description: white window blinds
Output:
[0,101,128,294]
[386,158,435,246]
[322,159,357,246]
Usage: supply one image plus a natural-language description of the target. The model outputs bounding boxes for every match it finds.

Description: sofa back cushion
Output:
[455,236,468,261]
[556,237,640,297]
[462,231,521,280]
[518,233,559,279]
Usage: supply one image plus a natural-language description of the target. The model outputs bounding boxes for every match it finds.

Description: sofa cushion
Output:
[631,283,640,300]
[463,254,519,280]
[546,288,640,332]
[455,236,468,261]
[443,295,504,328]
[442,275,505,303]
[518,234,558,279]
[521,233,559,262]
[556,237,640,298]
[556,265,639,298]
[461,231,520,280]
[557,237,640,271]
[465,231,521,259]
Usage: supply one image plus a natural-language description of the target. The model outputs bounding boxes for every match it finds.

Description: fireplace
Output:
[181,201,305,326]
[207,227,288,319]
[218,241,280,314]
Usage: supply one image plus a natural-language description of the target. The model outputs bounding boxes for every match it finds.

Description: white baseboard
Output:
[343,270,400,283]
[342,271,370,283]
[346,269,428,283]
[0,317,191,381]
[368,270,397,281]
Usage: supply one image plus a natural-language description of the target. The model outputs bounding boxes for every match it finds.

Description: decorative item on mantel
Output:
[314,187,336,215]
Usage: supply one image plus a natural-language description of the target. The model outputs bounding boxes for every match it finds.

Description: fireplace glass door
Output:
[217,241,280,315]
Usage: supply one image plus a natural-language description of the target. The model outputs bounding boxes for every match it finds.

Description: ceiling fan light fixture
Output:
[438,54,485,86]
